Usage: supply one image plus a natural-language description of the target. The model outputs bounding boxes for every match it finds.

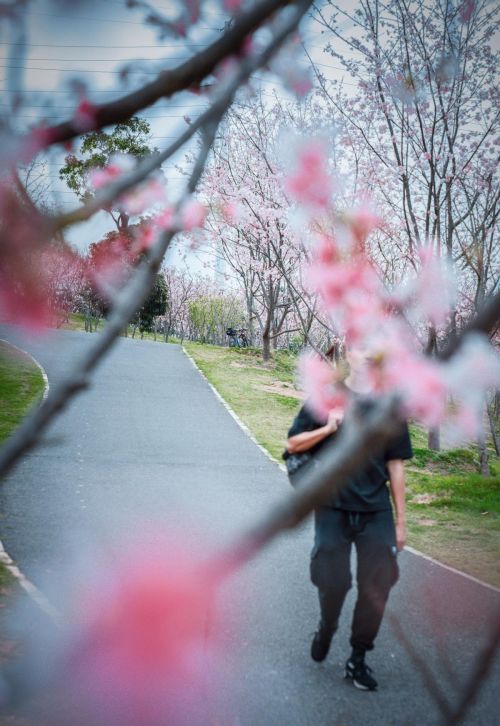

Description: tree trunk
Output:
[132,324,137,339]
[477,434,490,477]
[262,332,271,361]
[428,427,440,451]
[487,404,499,456]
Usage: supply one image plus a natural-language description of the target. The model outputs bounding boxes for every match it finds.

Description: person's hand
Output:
[395,520,406,551]
[327,408,344,434]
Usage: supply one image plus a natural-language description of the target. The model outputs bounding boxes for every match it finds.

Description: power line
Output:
[0,43,209,48]
[0,102,207,108]
[0,64,187,74]
[0,57,350,74]
[17,10,224,29]
[0,39,330,50]
[0,56,192,62]
[9,112,192,118]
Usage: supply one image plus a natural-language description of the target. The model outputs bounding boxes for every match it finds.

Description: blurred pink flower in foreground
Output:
[300,354,348,420]
[0,180,75,330]
[180,199,207,231]
[74,99,98,132]
[40,542,224,726]
[300,203,499,441]
[120,178,166,216]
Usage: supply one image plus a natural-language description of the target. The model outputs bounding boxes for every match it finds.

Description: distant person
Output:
[283,345,413,691]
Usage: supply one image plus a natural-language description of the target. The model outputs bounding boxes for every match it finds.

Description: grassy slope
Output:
[184,342,500,587]
[0,342,45,444]
[0,342,45,599]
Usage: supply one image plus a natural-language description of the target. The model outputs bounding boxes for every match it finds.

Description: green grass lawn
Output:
[184,342,500,587]
[0,341,45,594]
[0,342,46,444]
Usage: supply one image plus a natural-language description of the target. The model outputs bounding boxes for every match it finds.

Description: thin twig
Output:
[388,612,453,721]
[445,611,500,725]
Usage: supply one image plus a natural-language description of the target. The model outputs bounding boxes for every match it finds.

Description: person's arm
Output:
[387,459,406,551]
[287,410,342,454]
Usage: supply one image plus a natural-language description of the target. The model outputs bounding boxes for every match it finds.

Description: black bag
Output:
[285,451,317,486]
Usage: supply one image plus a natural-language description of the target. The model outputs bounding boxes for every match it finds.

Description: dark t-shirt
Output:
[283,400,413,512]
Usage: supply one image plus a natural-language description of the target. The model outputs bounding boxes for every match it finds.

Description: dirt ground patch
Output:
[230,360,275,371]
[410,493,442,505]
[417,518,438,527]
[254,382,304,400]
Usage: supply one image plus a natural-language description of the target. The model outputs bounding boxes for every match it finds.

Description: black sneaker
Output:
[311,623,333,662]
[344,658,378,691]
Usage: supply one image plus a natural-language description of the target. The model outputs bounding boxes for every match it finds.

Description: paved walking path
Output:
[0,326,499,725]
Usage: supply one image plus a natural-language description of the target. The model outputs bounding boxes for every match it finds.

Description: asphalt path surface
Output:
[0,326,499,725]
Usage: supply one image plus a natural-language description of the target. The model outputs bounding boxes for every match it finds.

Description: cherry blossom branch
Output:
[204,286,500,572]
[440,289,500,361]
[388,612,453,721]
[31,0,295,149]
[0,0,313,482]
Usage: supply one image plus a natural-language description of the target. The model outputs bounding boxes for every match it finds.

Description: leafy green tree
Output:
[59,117,158,231]
[133,274,169,337]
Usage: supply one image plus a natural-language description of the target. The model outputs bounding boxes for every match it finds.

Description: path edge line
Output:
[404,546,500,594]
[182,345,286,473]
[182,345,500,596]
[0,339,59,622]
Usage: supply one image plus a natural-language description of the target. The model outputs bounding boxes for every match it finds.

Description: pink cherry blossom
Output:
[180,199,207,231]
[0,180,56,330]
[120,178,166,216]
[156,207,175,230]
[74,98,98,132]
[42,540,226,725]
[344,201,382,250]
[90,164,122,190]
[222,200,244,224]
[284,139,333,210]
[300,353,349,420]
[459,0,475,22]
[135,224,158,251]
[21,125,58,163]
[223,0,242,11]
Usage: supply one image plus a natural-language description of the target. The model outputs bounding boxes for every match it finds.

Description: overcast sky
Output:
[1,0,352,275]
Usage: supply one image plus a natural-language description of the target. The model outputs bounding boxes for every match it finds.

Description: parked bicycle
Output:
[226,327,249,348]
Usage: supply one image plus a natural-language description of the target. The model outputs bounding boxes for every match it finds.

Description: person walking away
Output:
[283,346,413,691]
